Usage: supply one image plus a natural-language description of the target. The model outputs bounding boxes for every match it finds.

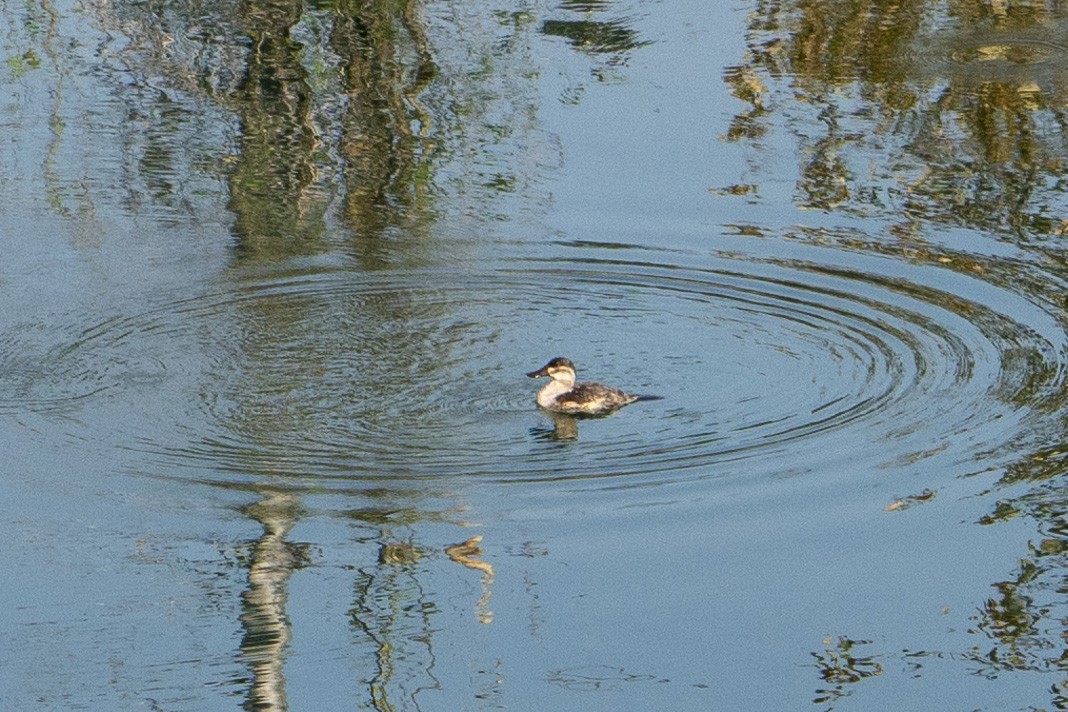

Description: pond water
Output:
[4,0,1068,709]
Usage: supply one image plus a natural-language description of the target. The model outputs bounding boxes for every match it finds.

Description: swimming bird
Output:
[526,357,646,415]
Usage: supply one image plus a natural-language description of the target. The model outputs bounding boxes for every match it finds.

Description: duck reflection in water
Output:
[527,357,660,440]
[532,410,582,441]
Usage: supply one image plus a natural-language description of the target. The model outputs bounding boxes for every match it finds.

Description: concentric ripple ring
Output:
[7,250,1062,488]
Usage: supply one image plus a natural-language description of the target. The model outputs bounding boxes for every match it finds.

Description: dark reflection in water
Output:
[541,0,649,70]
[351,534,439,712]
[205,1,494,701]
[726,0,1068,706]
[223,0,440,262]
[333,0,439,250]
[808,636,883,707]
[531,411,581,441]
[228,0,321,256]
[348,512,497,710]
[954,446,1068,692]
[726,0,1068,235]
[541,18,648,56]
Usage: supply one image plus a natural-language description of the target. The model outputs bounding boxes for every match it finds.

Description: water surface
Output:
[3,0,1068,709]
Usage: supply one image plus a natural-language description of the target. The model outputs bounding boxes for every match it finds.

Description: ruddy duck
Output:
[527,357,643,415]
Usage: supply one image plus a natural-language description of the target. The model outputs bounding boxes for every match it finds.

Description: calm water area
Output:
[4,0,1068,709]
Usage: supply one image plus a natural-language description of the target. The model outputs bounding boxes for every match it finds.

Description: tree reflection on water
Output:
[726,0,1068,236]
[726,0,1068,704]
[969,452,1068,698]
[239,492,310,711]
[60,1,646,706]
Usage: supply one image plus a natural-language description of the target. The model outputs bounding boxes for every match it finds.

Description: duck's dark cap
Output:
[527,357,575,378]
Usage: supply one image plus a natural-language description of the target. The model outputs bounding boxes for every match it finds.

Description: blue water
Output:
[3,0,1068,709]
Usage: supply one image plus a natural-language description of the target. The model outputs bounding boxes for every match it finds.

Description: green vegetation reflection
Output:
[725,0,1068,237]
[727,1,1068,707]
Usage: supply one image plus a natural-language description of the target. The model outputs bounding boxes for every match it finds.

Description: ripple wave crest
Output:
[8,249,1064,488]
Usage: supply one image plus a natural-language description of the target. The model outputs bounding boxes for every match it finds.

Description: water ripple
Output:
[5,249,1063,489]
[907,29,1068,85]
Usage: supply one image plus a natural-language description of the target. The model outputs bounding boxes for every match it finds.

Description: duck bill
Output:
[527,366,550,378]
